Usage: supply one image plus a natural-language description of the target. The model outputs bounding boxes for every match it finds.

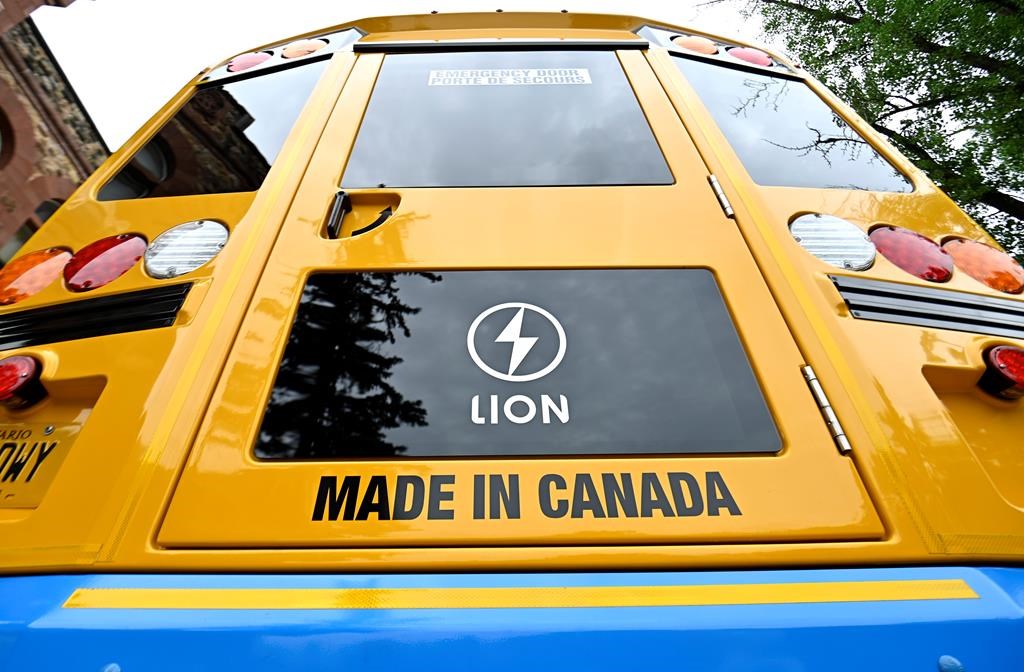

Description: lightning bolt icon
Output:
[495,307,538,376]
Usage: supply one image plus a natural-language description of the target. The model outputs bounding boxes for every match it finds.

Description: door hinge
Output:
[707,175,735,218]
[801,365,853,455]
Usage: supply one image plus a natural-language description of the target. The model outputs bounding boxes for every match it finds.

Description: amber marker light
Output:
[227,51,272,73]
[0,248,72,305]
[979,346,1024,400]
[282,39,328,59]
[0,355,46,410]
[727,46,773,67]
[672,35,718,55]
[64,234,147,292]
[942,238,1024,294]
[869,225,954,282]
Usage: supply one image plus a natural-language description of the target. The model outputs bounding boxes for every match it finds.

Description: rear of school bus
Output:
[1,12,1022,670]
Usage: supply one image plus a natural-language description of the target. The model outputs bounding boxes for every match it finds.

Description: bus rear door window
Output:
[341,50,674,187]
[256,270,780,460]
[671,56,912,192]
[98,60,330,200]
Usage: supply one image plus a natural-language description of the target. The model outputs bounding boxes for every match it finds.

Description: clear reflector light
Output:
[790,213,875,271]
[144,220,228,279]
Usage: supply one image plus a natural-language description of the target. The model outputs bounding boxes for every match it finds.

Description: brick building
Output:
[0,0,108,263]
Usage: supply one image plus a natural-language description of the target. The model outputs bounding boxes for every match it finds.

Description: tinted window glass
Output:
[98,61,329,200]
[672,57,911,192]
[257,270,779,459]
[341,51,673,187]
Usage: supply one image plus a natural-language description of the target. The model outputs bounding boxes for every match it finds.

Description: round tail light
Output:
[0,355,46,410]
[64,234,147,292]
[227,51,272,73]
[942,238,1024,294]
[282,39,328,59]
[727,47,773,67]
[672,35,718,55]
[144,220,228,279]
[869,225,953,282]
[979,345,1024,399]
[790,213,875,270]
[0,248,72,305]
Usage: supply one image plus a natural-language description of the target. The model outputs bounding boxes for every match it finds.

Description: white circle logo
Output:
[466,302,567,382]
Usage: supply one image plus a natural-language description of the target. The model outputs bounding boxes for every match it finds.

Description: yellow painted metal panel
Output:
[0,12,1019,573]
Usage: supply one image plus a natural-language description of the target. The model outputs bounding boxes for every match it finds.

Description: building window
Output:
[0,220,39,266]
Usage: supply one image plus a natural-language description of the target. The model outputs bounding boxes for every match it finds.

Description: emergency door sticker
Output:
[428,68,592,86]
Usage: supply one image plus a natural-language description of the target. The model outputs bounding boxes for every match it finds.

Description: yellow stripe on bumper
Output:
[63,579,977,610]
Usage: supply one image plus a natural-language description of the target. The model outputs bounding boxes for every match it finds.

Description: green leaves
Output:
[743,0,1024,256]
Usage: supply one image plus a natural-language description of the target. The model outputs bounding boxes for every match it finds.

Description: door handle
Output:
[325,189,352,240]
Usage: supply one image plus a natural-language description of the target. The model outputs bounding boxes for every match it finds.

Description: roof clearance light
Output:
[64,234,147,292]
[0,355,46,410]
[0,247,72,305]
[672,35,718,55]
[942,238,1024,294]
[727,46,773,67]
[227,51,272,73]
[979,345,1024,400]
[869,225,953,282]
[282,39,328,59]
[144,220,229,279]
[790,213,875,271]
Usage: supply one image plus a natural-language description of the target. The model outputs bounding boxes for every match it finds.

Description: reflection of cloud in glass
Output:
[342,50,673,188]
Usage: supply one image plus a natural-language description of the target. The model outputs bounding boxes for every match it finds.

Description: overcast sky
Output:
[33,0,771,150]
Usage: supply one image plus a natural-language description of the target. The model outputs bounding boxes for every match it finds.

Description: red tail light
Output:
[0,355,46,409]
[869,226,953,282]
[979,346,1024,400]
[64,234,147,292]
[942,238,1024,294]
[227,51,272,73]
[727,47,773,67]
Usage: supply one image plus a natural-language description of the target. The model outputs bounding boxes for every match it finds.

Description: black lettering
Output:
[473,474,485,520]
[393,475,425,520]
[489,474,520,519]
[311,475,360,521]
[601,473,637,518]
[668,472,704,517]
[428,474,455,520]
[571,473,606,519]
[640,473,675,517]
[356,475,391,521]
[26,442,57,482]
[706,471,742,516]
[0,442,16,476]
[1,443,33,483]
[539,474,568,518]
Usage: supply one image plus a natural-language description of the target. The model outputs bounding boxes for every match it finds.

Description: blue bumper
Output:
[1,566,1022,671]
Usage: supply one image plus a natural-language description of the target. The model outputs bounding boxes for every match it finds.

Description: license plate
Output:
[0,423,78,509]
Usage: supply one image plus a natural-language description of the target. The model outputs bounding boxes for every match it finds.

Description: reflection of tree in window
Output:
[736,77,870,174]
[257,272,441,459]
[672,55,910,192]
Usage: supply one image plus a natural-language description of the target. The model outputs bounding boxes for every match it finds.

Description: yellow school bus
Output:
[0,12,1022,670]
